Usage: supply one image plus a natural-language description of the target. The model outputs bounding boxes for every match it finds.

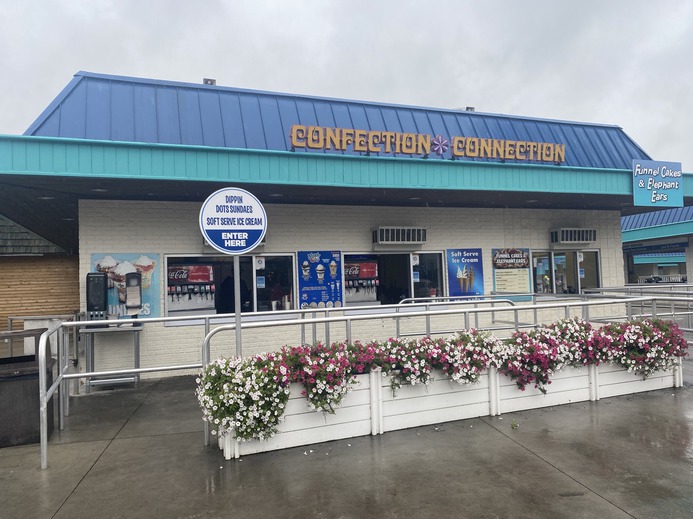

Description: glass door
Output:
[412,252,443,299]
[533,252,553,293]
[533,251,600,294]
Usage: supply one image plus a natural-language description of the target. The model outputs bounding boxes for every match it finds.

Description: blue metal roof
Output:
[25,71,651,169]
[621,206,693,231]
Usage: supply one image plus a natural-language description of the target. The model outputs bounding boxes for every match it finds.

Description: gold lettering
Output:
[402,133,416,154]
[505,140,516,160]
[452,136,465,157]
[542,143,554,161]
[325,127,341,150]
[341,128,355,150]
[306,126,323,149]
[381,132,395,153]
[416,134,431,156]
[492,139,504,160]
[554,144,565,163]
[290,125,307,148]
[479,139,492,158]
[516,142,526,160]
[467,138,479,158]
[367,132,381,153]
[526,142,537,161]
[354,130,367,152]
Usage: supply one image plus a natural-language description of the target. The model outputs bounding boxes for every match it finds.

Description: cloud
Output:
[1,0,691,170]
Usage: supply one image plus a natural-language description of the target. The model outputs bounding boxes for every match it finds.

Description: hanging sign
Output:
[199,187,267,255]
[632,160,683,207]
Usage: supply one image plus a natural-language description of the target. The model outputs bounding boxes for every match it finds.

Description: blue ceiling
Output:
[25,71,650,169]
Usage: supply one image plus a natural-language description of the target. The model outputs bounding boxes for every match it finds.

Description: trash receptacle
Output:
[0,329,54,448]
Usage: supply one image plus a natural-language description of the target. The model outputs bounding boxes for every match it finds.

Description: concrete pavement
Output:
[2,360,693,518]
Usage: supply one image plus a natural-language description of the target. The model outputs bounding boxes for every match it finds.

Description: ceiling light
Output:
[90,188,108,193]
[37,196,55,200]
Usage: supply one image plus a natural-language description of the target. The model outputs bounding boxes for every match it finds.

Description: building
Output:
[1,71,690,376]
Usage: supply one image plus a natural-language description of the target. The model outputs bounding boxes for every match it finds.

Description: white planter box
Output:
[380,373,490,432]
[497,367,591,414]
[595,363,677,399]
[217,360,683,459]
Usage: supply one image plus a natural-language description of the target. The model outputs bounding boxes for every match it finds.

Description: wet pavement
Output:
[1,360,693,518]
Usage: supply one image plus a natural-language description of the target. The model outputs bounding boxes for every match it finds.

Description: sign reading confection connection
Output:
[199,187,267,255]
[632,159,683,207]
[290,124,566,163]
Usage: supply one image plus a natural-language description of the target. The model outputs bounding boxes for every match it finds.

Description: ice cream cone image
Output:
[112,261,137,303]
[316,264,325,283]
[329,260,338,278]
[301,261,310,280]
[462,266,471,292]
[133,255,156,288]
[468,267,475,293]
[456,266,465,293]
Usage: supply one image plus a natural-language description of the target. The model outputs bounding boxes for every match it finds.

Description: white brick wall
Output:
[77,200,624,383]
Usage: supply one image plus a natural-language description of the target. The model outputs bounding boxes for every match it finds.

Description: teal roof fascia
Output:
[633,254,686,264]
[0,134,658,196]
[622,220,693,243]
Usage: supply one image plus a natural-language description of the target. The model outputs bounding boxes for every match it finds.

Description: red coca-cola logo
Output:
[167,265,213,285]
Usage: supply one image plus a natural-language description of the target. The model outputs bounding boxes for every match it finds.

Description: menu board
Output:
[492,248,531,298]
[297,251,343,309]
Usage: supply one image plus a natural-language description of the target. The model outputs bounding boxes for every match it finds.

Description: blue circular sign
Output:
[199,188,267,255]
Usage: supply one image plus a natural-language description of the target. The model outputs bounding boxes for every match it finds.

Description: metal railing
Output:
[36,292,693,468]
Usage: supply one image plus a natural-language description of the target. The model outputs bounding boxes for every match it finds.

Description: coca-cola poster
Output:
[167,265,213,285]
[91,253,161,318]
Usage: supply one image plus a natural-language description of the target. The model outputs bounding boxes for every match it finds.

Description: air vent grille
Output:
[372,227,427,244]
[550,228,597,244]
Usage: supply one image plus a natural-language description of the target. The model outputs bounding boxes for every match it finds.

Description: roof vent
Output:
[550,228,597,244]
[466,106,475,112]
[372,227,427,245]
[203,78,217,86]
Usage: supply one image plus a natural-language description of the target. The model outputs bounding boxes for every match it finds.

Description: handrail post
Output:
[425,304,431,337]
[652,299,658,318]
[312,312,317,344]
[325,311,330,345]
[346,319,352,343]
[58,329,65,430]
[38,327,59,469]
[301,313,306,345]
[202,330,212,447]
[514,308,519,331]
[395,306,401,338]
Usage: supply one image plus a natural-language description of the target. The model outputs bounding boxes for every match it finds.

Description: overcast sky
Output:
[1,0,691,171]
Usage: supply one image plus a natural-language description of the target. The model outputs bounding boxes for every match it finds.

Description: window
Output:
[165,254,294,317]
